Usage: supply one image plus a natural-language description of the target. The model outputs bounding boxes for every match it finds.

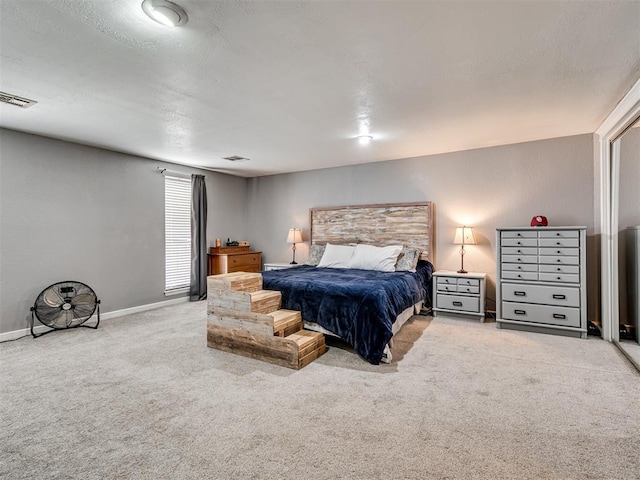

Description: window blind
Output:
[165,175,192,293]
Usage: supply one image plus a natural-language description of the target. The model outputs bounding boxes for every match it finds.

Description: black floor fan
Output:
[30,281,100,338]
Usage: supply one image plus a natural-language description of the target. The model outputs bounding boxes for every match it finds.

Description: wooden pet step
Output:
[208,307,302,337]
[207,323,327,370]
[207,272,262,293]
[207,288,282,315]
[206,271,326,369]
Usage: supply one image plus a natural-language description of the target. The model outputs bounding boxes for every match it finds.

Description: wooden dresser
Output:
[208,246,262,275]
[496,226,587,338]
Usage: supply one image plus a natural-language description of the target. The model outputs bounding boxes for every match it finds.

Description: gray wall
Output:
[246,134,596,318]
[0,128,246,335]
[617,124,640,325]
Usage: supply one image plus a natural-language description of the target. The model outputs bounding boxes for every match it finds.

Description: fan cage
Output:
[30,281,100,337]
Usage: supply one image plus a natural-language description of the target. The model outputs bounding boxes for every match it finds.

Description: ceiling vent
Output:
[223,155,250,162]
[0,91,38,108]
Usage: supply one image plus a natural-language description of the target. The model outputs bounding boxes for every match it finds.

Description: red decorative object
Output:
[530,215,548,227]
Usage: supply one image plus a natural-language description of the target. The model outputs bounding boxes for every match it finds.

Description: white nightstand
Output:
[432,271,486,322]
[263,263,298,271]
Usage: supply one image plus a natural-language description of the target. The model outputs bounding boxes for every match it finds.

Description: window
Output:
[164,175,191,293]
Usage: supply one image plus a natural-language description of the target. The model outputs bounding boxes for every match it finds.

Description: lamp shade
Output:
[286,228,303,244]
[453,226,476,245]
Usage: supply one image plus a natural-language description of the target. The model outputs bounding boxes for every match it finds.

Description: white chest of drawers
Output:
[433,271,486,322]
[496,227,587,338]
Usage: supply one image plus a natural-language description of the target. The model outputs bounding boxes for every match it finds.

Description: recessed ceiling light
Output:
[357,135,373,145]
[141,0,188,27]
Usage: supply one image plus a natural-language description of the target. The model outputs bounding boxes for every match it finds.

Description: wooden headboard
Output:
[309,202,434,263]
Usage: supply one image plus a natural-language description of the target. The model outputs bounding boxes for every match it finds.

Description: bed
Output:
[262,202,434,365]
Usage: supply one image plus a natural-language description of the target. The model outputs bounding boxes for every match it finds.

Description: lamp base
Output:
[457,268,468,274]
[290,261,298,265]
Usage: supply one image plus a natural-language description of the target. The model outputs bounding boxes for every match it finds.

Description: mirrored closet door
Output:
[614,116,640,370]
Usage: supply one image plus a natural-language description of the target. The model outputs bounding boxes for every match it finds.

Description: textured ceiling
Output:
[0,0,639,177]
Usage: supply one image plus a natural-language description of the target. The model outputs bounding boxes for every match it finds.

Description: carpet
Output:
[1,301,639,479]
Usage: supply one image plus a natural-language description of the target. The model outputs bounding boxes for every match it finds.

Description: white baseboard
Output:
[0,296,190,343]
[100,296,189,320]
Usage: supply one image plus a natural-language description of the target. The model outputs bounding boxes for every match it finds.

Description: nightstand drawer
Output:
[457,285,479,295]
[437,294,479,313]
[457,278,479,287]
[501,302,580,328]
[437,277,457,285]
[437,284,459,293]
[502,283,580,307]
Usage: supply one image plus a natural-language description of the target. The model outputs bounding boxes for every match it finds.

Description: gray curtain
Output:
[190,174,208,301]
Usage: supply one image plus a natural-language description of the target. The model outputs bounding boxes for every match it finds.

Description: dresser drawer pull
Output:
[517,233,522,237]
[557,250,561,254]
[557,259,561,262]
[514,291,526,296]
[556,242,561,245]
[556,233,561,236]
[552,294,566,299]
[517,241,522,245]
[514,309,526,315]
[452,301,463,306]
[556,276,561,280]
[553,313,566,319]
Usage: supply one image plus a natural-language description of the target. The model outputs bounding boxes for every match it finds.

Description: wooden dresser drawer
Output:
[502,271,538,281]
[209,251,262,275]
[539,273,580,284]
[501,283,580,307]
[501,302,580,328]
[229,253,261,268]
[502,254,538,264]
[539,238,580,248]
[501,231,537,239]
[502,246,537,255]
[501,238,538,247]
[539,255,580,266]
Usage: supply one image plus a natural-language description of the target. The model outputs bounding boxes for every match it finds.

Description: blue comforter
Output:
[262,261,433,364]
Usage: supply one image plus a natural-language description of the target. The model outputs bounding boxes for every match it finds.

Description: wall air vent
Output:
[223,155,250,162]
[0,91,38,108]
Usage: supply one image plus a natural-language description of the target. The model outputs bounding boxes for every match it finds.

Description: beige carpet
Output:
[1,301,639,479]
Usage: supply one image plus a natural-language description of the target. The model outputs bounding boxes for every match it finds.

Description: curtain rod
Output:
[157,167,191,178]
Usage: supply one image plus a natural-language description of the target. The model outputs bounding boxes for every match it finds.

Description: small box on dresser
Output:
[496,226,587,338]
[432,271,486,322]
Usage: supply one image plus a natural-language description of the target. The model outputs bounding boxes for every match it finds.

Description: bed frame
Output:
[310,202,434,262]
[306,201,435,362]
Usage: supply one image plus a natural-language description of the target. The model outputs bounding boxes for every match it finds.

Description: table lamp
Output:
[286,228,303,264]
[453,226,476,274]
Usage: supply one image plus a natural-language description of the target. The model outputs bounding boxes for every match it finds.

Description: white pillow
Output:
[347,244,403,272]
[317,243,356,268]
